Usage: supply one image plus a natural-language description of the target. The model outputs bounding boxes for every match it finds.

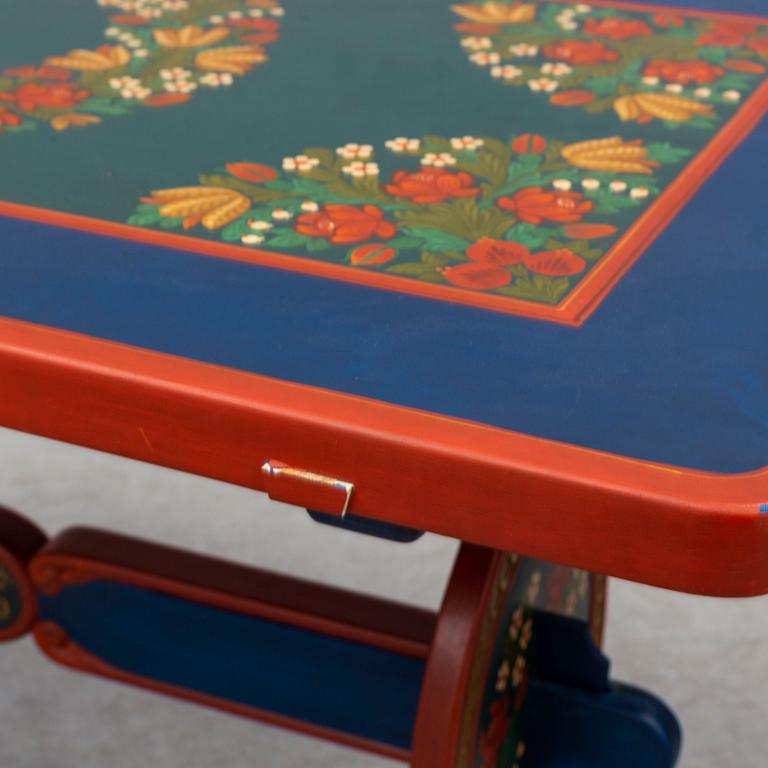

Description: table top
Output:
[1,0,767,596]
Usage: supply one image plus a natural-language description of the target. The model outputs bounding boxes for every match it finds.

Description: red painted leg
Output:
[412,545,604,768]
[0,506,47,641]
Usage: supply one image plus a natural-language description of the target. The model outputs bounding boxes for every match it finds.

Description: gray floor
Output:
[0,427,765,767]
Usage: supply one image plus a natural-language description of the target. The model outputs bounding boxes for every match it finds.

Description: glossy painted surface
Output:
[0,0,765,473]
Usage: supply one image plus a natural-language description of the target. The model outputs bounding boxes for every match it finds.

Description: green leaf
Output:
[402,227,470,253]
[306,237,331,252]
[387,235,424,251]
[387,262,437,277]
[157,215,185,230]
[127,210,161,227]
[267,230,312,249]
[646,142,694,165]
[79,98,132,116]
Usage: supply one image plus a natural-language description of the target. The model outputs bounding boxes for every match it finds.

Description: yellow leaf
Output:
[153,26,230,48]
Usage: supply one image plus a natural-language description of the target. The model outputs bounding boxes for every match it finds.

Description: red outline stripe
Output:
[0,3,766,325]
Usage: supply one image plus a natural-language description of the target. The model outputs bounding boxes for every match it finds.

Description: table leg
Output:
[412,543,681,768]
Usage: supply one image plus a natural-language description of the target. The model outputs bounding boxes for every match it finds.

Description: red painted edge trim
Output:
[33,621,411,763]
[0,5,766,325]
[0,316,767,596]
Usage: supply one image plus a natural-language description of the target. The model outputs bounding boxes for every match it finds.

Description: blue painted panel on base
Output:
[39,582,424,750]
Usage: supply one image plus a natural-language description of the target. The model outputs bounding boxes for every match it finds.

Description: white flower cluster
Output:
[210,4,283,22]
[200,72,234,87]
[508,43,539,57]
[469,51,501,67]
[528,78,559,93]
[491,64,522,81]
[450,136,484,151]
[161,67,197,94]
[460,36,492,51]
[282,155,320,172]
[97,0,183,19]
[110,75,151,100]
[385,137,420,153]
[336,143,373,160]
[552,178,650,198]
[343,161,380,178]
[421,152,457,167]
[641,78,742,103]
[105,26,149,57]
[541,62,573,77]
[555,7,580,31]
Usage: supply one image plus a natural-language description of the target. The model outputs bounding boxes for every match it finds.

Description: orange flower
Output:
[442,262,511,290]
[386,168,480,204]
[0,82,90,112]
[696,22,757,47]
[295,204,396,245]
[643,59,725,85]
[541,39,619,65]
[467,238,529,264]
[50,112,101,131]
[153,26,230,48]
[496,187,594,225]
[583,17,652,40]
[524,248,586,276]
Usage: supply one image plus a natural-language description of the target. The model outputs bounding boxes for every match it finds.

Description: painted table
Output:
[0,0,766,764]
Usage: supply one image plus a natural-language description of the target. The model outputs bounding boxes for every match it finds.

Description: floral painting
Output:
[0,0,283,134]
[128,131,692,309]
[454,1,767,127]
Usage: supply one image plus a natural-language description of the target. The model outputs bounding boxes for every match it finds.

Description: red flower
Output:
[295,204,396,245]
[0,108,22,128]
[524,248,586,277]
[510,133,546,154]
[642,59,725,85]
[550,89,596,107]
[696,22,757,47]
[467,238,529,265]
[562,223,617,239]
[748,37,768,56]
[479,698,511,768]
[0,82,90,112]
[541,39,619,65]
[496,187,594,225]
[4,65,71,81]
[143,93,191,107]
[226,162,278,183]
[108,14,149,25]
[385,168,480,204]
[652,14,684,28]
[442,262,511,291]
[227,18,280,31]
[583,17,652,40]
